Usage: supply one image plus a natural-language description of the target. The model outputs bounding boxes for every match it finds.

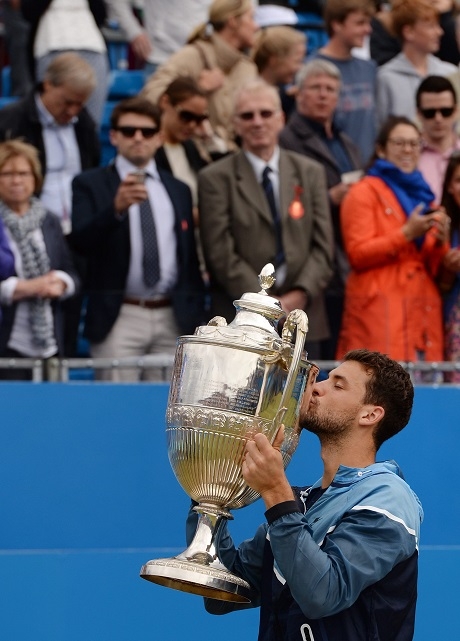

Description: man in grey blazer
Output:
[198,79,334,355]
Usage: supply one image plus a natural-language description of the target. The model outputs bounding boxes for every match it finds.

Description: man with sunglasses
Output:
[69,97,206,381]
[198,79,334,357]
[376,0,457,127]
[417,75,460,202]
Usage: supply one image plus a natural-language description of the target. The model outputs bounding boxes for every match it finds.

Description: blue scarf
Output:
[367,158,435,217]
[367,159,435,249]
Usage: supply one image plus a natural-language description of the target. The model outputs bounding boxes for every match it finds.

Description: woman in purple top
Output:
[0,218,14,282]
[0,216,15,337]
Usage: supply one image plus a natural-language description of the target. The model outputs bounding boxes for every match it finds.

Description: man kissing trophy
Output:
[140,264,318,603]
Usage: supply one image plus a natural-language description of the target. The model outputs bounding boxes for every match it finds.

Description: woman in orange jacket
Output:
[337,116,451,362]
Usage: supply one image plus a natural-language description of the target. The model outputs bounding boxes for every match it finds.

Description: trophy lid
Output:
[230,264,284,331]
[191,264,285,346]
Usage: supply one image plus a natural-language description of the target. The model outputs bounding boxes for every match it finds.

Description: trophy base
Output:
[140,557,252,603]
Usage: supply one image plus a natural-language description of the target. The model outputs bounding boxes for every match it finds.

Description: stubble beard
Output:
[299,407,355,446]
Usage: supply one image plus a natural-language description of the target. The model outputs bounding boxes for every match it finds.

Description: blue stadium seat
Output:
[107,69,145,100]
[1,66,11,97]
[102,21,130,70]
[296,12,328,55]
[99,100,117,166]
[0,96,18,109]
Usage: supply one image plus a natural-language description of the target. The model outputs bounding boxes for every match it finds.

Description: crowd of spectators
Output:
[1,0,460,380]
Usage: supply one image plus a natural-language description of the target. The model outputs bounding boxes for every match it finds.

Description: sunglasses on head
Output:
[115,125,159,138]
[419,106,455,119]
[177,110,209,124]
[237,109,276,121]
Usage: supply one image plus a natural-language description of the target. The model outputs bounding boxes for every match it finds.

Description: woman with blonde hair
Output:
[252,26,306,116]
[0,140,79,379]
[141,0,258,152]
[252,26,306,86]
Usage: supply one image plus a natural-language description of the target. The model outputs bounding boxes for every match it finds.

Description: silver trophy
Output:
[140,264,318,602]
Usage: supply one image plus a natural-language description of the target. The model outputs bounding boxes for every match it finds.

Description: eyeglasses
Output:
[419,106,456,119]
[177,109,209,125]
[0,171,33,179]
[114,126,159,138]
[303,83,338,94]
[237,109,276,121]
[387,138,422,150]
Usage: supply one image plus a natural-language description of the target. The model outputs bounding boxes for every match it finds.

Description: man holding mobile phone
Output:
[69,97,206,381]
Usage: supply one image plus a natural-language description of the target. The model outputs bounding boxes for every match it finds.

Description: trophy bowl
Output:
[140,265,318,602]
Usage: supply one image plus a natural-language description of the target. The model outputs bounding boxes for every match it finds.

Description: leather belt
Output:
[123,297,171,309]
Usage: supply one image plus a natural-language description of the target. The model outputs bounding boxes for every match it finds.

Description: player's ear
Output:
[359,405,384,427]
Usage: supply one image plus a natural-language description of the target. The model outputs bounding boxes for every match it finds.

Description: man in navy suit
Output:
[69,97,206,381]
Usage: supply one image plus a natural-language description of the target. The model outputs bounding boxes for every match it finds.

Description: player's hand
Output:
[242,426,294,509]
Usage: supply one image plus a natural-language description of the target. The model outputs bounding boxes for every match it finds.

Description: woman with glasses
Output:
[438,152,460,379]
[0,140,79,379]
[141,0,258,153]
[336,115,450,363]
[156,77,212,211]
[156,77,213,277]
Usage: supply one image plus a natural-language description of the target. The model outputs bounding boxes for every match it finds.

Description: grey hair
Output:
[296,59,341,90]
[233,79,282,115]
[44,52,96,94]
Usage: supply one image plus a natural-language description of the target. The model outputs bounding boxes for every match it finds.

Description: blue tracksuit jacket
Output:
[187,460,423,641]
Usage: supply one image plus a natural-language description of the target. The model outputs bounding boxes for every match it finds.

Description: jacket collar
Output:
[309,460,406,491]
[207,33,246,74]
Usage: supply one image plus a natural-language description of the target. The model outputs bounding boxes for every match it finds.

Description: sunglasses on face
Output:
[177,109,209,124]
[237,109,276,121]
[114,125,159,138]
[419,106,456,119]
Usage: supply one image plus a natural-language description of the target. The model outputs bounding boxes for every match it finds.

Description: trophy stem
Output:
[140,505,252,603]
[176,504,231,565]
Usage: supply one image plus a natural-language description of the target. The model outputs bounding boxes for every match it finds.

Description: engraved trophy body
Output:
[140,265,318,602]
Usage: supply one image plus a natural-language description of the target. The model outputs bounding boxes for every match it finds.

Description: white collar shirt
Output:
[35,93,81,235]
[244,146,281,207]
[115,154,178,298]
[244,146,286,284]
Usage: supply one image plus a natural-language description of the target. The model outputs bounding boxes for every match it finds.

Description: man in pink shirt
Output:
[417,74,460,202]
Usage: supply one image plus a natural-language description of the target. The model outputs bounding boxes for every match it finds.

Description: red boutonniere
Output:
[288,185,304,219]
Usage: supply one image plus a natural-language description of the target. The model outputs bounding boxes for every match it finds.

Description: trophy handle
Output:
[275,309,309,426]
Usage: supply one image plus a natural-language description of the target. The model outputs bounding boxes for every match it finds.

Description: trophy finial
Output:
[259,263,276,294]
